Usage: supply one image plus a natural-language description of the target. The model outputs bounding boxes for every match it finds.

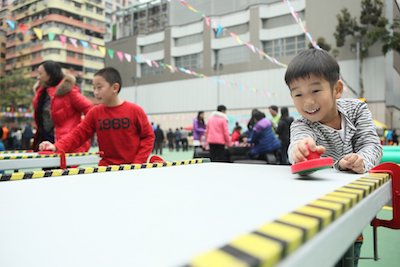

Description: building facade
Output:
[104,0,134,42]
[5,0,106,94]
[106,0,400,130]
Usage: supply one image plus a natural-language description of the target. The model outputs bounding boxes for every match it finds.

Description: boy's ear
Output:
[334,80,344,99]
[112,83,119,93]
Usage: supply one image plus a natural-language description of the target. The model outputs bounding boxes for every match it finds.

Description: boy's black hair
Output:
[284,49,340,88]
[40,60,64,87]
[217,105,227,112]
[94,67,123,93]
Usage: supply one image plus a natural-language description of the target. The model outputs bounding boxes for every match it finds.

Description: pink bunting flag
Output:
[151,60,159,68]
[204,17,211,27]
[91,43,98,50]
[59,35,67,45]
[116,51,124,62]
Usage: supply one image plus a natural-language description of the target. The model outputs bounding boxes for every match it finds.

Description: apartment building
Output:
[106,0,400,129]
[0,7,7,77]
[104,0,134,42]
[5,0,106,94]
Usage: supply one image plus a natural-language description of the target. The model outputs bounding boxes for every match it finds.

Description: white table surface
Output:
[0,163,391,267]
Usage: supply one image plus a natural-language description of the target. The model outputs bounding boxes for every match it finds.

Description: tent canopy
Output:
[373,119,388,129]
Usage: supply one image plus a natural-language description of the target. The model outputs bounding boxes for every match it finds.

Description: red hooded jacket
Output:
[32,75,93,152]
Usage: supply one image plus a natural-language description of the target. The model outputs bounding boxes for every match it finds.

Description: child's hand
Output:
[292,137,326,163]
[339,153,365,173]
[38,141,56,152]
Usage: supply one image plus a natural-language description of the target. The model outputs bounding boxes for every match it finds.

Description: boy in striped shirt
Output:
[285,48,382,267]
[285,49,382,173]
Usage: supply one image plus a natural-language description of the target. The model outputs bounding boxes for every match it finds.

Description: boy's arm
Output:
[55,110,95,152]
[351,102,383,172]
[288,120,317,163]
[133,109,155,163]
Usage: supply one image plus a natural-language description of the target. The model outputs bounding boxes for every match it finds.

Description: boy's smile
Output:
[290,74,343,129]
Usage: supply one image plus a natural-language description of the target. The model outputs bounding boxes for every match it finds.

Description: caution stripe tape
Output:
[0,152,100,160]
[0,150,34,154]
[0,158,208,182]
[185,172,390,267]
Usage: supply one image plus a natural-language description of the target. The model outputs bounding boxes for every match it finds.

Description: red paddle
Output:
[291,149,333,175]
[37,150,67,169]
[148,155,166,163]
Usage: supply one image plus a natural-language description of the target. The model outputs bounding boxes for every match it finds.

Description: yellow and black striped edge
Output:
[184,172,390,267]
[0,150,33,154]
[0,158,209,182]
[0,152,100,160]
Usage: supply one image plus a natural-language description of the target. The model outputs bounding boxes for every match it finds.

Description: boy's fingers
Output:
[304,137,316,151]
[316,146,326,154]
[293,149,306,163]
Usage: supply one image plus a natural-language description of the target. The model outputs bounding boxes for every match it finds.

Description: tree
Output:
[334,0,400,98]
[0,70,35,112]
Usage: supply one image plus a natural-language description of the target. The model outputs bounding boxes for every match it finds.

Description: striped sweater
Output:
[288,98,382,172]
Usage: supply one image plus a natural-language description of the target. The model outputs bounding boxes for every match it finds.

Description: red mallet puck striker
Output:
[291,150,333,175]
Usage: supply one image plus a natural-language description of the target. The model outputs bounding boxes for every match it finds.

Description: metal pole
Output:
[215,50,220,106]
[356,38,360,98]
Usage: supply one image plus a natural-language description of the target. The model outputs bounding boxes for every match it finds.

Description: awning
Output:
[373,119,388,129]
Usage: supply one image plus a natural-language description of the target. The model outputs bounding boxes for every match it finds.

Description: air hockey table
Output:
[0,159,394,267]
[0,150,101,171]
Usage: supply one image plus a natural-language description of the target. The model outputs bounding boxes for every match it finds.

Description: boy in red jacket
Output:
[39,67,155,166]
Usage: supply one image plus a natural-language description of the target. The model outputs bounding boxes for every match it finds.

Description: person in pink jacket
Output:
[32,60,93,152]
[206,105,231,162]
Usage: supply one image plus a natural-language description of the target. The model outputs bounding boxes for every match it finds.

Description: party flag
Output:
[69,37,78,47]
[33,28,43,40]
[107,48,115,59]
[116,51,124,61]
[48,32,56,41]
[59,35,67,45]
[124,53,131,62]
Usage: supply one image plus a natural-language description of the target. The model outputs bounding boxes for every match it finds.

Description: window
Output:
[216,46,250,65]
[262,34,306,58]
[175,33,202,47]
[86,4,94,12]
[141,42,164,53]
[141,60,164,76]
[262,12,305,29]
[226,23,249,35]
[175,53,202,70]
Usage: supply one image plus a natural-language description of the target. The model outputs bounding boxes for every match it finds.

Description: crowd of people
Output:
[152,126,191,155]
